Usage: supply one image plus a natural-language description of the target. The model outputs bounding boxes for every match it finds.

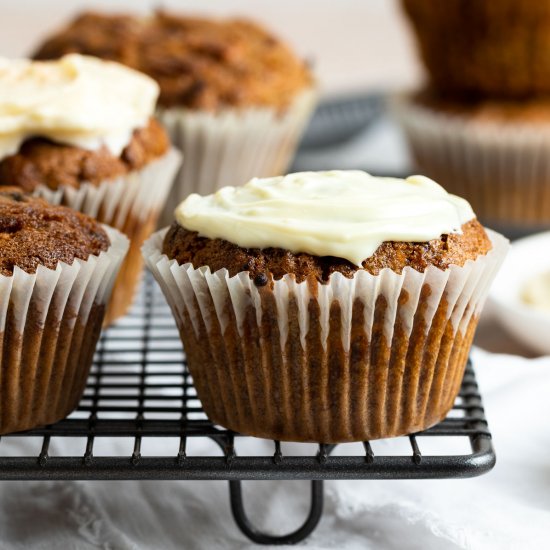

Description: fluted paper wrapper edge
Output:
[156,89,317,227]
[144,228,508,443]
[393,95,550,228]
[34,148,181,323]
[0,226,129,434]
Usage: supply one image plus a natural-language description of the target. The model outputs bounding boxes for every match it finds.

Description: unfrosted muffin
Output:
[33,11,317,225]
[0,188,128,434]
[402,0,550,99]
[143,171,508,443]
[393,91,550,232]
[0,54,181,323]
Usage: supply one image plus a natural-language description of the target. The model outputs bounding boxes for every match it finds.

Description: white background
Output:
[0,0,423,96]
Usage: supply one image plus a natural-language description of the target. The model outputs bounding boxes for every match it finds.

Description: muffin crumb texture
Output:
[0,118,169,191]
[34,11,313,110]
[162,219,491,282]
[0,188,110,276]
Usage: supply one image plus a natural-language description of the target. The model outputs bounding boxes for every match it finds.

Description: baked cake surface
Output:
[0,188,109,275]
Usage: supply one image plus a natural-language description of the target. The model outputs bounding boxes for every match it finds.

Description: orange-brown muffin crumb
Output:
[0,118,169,191]
[34,11,313,110]
[0,188,109,275]
[162,219,491,283]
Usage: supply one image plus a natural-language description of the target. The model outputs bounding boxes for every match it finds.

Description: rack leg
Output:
[228,479,324,545]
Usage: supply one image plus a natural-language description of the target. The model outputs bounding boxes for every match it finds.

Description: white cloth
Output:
[0,347,548,549]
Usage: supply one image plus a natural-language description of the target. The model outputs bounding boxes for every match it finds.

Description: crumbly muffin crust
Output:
[402,0,550,99]
[0,188,109,275]
[0,118,169,191]
[34,11,313,110]
[162,218,491,283]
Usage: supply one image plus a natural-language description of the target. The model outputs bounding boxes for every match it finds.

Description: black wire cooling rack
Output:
[0,274,495,545]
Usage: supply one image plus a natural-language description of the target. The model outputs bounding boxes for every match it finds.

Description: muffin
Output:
[33,11,317,226]
[396,0,550,234]
[0,54,182,324]
[402,0,550,99]
[0,188,128,434]
[143,171,508,443]
[393,92,550,232]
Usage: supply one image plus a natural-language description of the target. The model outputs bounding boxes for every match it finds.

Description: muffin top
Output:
[33,11,313,111]
[412,90,550,126]
[0,55,169,189]
[0,118,169,190]
[0,187,110,276]
[163,171,491,282]
[0,54,159,160]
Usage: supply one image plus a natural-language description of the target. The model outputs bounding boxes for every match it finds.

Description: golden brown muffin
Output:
[0,187,127,435]
[147,199,504,442]
[393,91,550,230]
[402,0,550,99]
[34,11,313,111]
[162,219,491,282]
[34,11,315,229]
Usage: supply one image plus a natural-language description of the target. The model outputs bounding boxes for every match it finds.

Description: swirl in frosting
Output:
[0,54,159,159]
[174,171,475,266]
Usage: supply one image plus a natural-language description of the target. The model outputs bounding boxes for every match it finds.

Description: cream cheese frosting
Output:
[0,54,159,159]
[175,170,476,266]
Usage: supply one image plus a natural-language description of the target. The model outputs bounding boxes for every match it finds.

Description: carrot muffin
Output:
[0,54,181,323]
[0,188,128,434]
[393,91,550,232]
[402,0,550,99]
[33,11,317,224]
[143,171,508,443]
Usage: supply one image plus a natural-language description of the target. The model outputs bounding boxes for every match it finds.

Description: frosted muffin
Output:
[0,188,128,434]
[0,54,181,323]
[402,0,550,99]
[393,92,550,232]
[33,11,316,225]
[143,171,508,443]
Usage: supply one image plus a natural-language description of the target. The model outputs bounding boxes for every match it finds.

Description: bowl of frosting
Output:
[488,230,550,355]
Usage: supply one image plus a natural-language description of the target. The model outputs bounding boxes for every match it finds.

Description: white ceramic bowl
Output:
[488,230,550,355]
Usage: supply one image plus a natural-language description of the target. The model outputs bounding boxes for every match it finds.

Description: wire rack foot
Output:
[229,480,324,545]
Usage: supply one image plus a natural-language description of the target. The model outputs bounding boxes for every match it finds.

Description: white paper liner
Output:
[4,226,127,331]
[392,95,550,228]
[144,228,508,351]
[33,148,181,226]
[32,148,181,323]
[0,226,128,434]
[156,89,317,227]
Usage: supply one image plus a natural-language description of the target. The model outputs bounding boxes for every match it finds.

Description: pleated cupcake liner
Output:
[143,228,508,443]
[0,226,129,435]
[392,95,550,230]
[34,148,181,324]
[156,89,317,227]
